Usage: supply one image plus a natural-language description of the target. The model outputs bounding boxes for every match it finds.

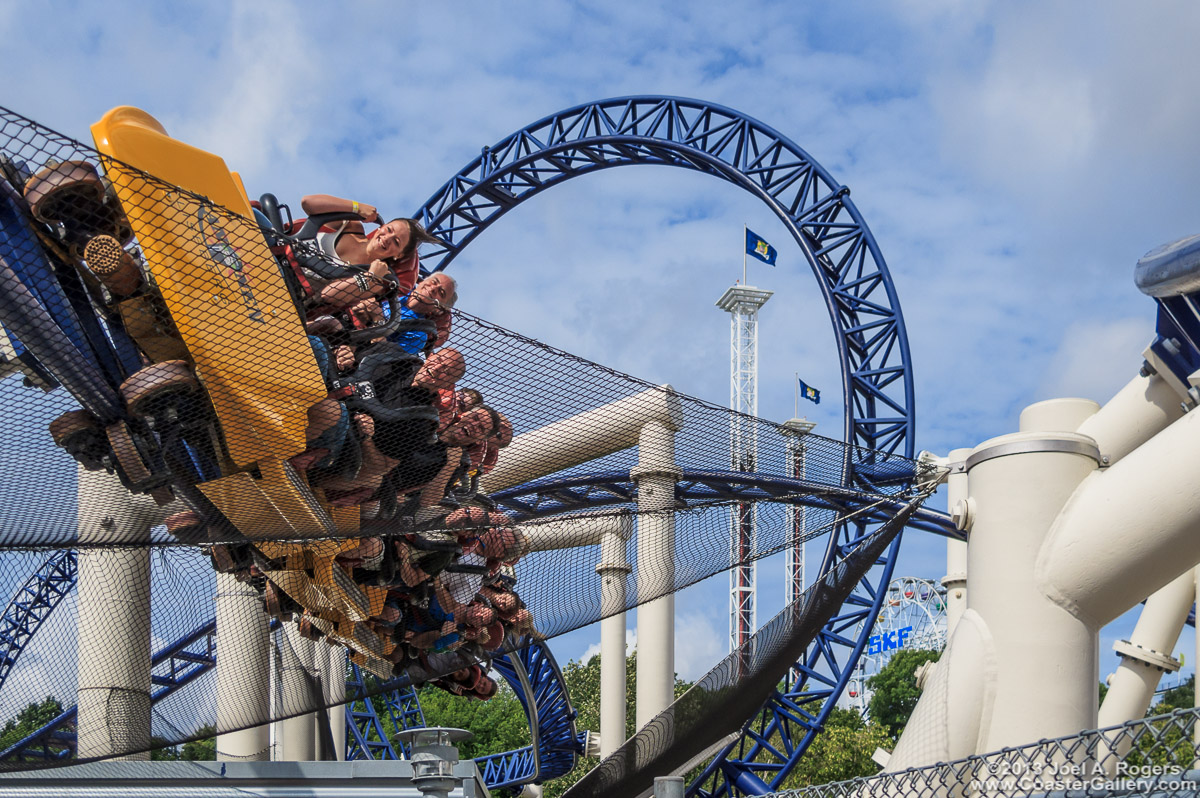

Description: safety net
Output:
[0,103,941,768]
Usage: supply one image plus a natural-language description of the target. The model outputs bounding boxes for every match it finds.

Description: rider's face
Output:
[367,220,411,260]
[442,407,493,447]
[410,274,454,314]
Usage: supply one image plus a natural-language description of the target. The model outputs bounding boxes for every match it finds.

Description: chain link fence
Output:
[773,706,1200,797]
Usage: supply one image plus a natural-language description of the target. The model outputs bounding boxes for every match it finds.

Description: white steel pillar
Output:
[1098,569,1192,766]
[274,624,318,761]
[598,525,631,757]
[942,448,972,637]
[215,571,270,761]
[716,285,773,663]
[633,420,681,731]
[76,466,178,760]
[322,645,347,761]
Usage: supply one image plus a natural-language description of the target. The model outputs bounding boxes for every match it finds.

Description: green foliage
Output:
[0,696,65,754]
[866,649,940,739]
[408,683,529,761]
[782,708,891,788]
[150,724,216,761]
[1151,675,1194,714]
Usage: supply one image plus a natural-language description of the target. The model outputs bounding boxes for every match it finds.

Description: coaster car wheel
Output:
[49,409,111,471]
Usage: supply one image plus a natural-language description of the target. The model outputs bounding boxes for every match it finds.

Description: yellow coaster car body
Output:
[91,106,325,468]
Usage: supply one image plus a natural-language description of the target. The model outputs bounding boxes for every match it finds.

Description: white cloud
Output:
[1037,318,1152,403]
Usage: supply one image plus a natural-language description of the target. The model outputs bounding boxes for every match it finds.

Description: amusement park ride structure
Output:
[23,93,1185,796]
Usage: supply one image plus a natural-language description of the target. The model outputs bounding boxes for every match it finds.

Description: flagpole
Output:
[794,372,798,417]
[743,223,747,285]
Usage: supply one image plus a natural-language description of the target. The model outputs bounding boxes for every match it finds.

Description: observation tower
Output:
[716,282,772,659]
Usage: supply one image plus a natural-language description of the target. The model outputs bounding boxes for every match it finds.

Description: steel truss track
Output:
[415,96,916,795]
[346,635,584,792]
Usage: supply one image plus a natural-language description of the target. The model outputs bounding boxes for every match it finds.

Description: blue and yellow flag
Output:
[745,228,778,266]
[799,378,820,405]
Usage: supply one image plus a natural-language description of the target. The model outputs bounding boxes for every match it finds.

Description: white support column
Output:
[215,572,270,761]
[942,447,972,637]
[275,624,318,761]
[75,466,178,760]
[633,420,681,731]
[971,401,1102,751]
[1098,570,1192,765]
[323,645,347,761]
[598,523,631,758]
[519,511,633,758]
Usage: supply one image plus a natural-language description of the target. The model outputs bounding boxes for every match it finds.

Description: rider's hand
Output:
[354,413,375,438]
[349,298,384,326]
[334,345,355,372]
[368,259,390,293]
[358,203,380,223]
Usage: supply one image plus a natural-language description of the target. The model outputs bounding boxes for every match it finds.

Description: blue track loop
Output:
[414,96,916,794]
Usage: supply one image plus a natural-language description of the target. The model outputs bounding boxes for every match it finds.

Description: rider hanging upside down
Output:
[298,193,441,308]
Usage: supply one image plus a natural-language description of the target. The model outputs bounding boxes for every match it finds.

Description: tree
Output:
[1150,675,1194,714]
[0,697,66,755]
[866,649,940,739]
[782,708,891,788]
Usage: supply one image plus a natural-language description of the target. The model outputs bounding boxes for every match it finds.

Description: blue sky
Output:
[1,0,1198,711]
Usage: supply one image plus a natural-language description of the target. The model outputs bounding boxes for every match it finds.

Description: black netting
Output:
[0,103,940,769]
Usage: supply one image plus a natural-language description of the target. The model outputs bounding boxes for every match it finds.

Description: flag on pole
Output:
[799,378,820,405]
[745,228,778,266]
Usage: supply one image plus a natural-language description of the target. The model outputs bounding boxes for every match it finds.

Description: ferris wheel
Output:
[846,576,948,712]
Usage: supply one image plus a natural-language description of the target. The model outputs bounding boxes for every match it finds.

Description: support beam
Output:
[275,625,318,761]
[633,420,681,732]
[215,572,271,761]
[75,466,178,760]
[480,385,682,494]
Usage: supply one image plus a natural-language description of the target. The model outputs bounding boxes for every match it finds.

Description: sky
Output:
[0,0,1198,722]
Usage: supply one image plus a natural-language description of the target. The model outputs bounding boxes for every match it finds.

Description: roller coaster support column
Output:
[274,624,318,760]
[76,466,177,760]
[522,511,632,758]
[969,399,1102,751]
[633,419,682,732]
[598,521,632,758]
[215,571,270,761]
[1097,569,1191,767]
[321,645,347,760]
[942,447,971,636]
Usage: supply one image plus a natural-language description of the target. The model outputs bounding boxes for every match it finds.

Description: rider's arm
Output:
[301,194,380,223]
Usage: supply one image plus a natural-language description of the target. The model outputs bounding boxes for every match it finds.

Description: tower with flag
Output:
[716,227,777,670]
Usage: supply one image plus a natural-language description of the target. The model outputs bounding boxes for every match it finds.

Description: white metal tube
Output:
[480,385,682,493]
[942,447,971,637]
[215,572,270,761]
[1074,370,1184,465]
[324,645,347,761]
[276,624,317,761]
[633,420,680,732]
[1038,407,1200,627]
[968,423,1101,751]
[75,466,174,760]
[523,511,632,552]
[1097,569,1192,764]
[597,523,631,758]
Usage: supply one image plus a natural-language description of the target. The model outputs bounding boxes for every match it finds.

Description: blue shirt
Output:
[389,295,430,354]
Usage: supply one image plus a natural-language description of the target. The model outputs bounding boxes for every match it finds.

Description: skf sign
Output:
[868,625,912,655]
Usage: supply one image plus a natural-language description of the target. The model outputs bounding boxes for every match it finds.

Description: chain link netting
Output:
[0,103,939,767]
[772,706,1200,797]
